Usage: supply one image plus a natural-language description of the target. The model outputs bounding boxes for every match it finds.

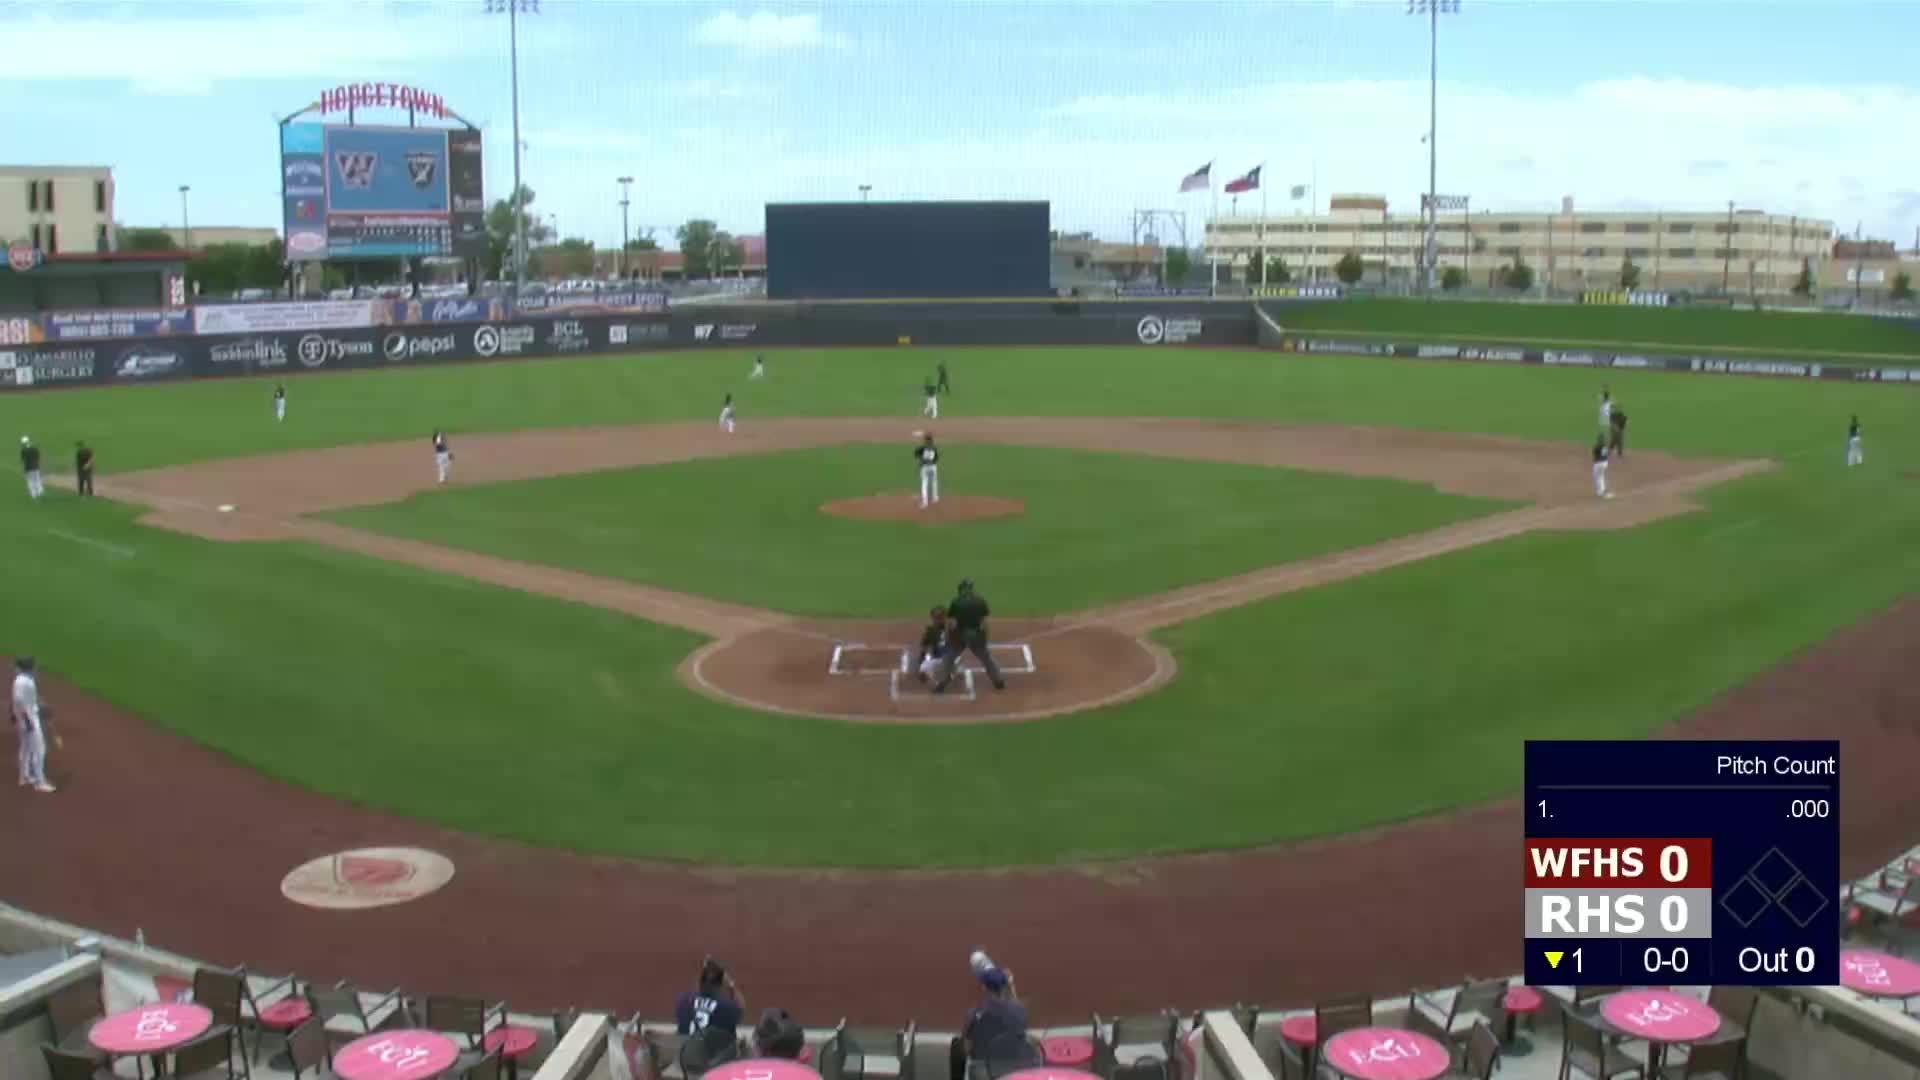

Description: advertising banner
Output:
[41,308,194,341]
[513,289,670,316]
[325,125,449,215]
[386,297,507,324]
[194,300,377,335]
[0,343,106,388]
[446,129,486,258]
[0,314,40,346]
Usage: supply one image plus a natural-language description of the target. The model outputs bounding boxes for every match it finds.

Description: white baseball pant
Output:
[923,395,939,419]
[720,407,736,433]
[275,399,287,422]
[1593,461,1610,497]
[435,451,451,484]
[1847,436,1864,467]
[25,470,43,499]
[16,723,47,787]
[920,464,939,507]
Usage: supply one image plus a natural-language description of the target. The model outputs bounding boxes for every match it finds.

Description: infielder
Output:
[916,432,941,508]
[1847,416,1864,467]
[273,384,287,422]
[936,361,951,396]
[13,656,53,793]
[720,393,737,434]
[914,605,950,683]
[922,378,939,420]
[1598,387,1613,433]
[751,355,767,380]
[20,436,43,500]
[933,579,1007,693]
[1592,437,1613,500]
[1607,407,1629,459]
[433,430,453,484]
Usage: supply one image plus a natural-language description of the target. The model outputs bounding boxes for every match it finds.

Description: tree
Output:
[1440,266,1466,291]
[624,236,659,252]
[1792,257,1814,297]
[484,185,555,281]
[1163,247,1192,284]
[534,238,596,278]
[1501,258,1535,291]
[711,230,746,276]
[1264,256,1293,285]
[676,219,721,279]
[1619,257,1641,290]
[119,227,178,252]
[1334,251,1365,285]
[1891,271,1914,302]
[186,239,287,296]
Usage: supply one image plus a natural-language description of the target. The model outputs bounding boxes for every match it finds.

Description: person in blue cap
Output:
[951,961,1028,1080]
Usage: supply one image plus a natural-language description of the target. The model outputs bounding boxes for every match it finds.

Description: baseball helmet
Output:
[15,655,35,672]
[956,579,974,595]
[930,605,946,619]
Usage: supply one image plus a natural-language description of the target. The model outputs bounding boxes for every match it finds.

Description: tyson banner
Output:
[193,300,378,335]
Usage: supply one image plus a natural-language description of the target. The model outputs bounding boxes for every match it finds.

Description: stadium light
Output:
[859,184,872,202]
[1408,0,1459,296]
[618,176,634,279]
[178,185,191,250]
[485,0,538,300]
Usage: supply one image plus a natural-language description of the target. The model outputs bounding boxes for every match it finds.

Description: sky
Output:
[4,0,1918,249]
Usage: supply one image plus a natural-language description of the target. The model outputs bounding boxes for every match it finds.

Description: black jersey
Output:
[917,444,939,467]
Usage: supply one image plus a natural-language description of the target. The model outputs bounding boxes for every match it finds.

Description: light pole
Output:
[486,0,538,301]
[617,175,633,279]
[1852,221,1866,306]
[859,184,872,202]
[1409,0,1457,294]
[1722,199,1734,294]
[178,185,191,249]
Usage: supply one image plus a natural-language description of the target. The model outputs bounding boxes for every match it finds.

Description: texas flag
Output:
[1178,162,1212,193]
[1224,166,1262,195]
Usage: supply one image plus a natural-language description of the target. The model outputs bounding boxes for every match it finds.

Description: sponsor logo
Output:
[285,185,325,198]
[383,332,456,361]
[720,324,756,341]
[608,325,627,346]
[405,151,439,188]
[1543,351,1598,367]
[1878,368,1915,383]
[0,351,13,370]
[335,151,378,189]
[1458,347,1526,363]
[1695,358,1812,378]
[1136,315,1166,344]
[694,324,715,342]
[295,334,374,368]
[284,160,324,185]
[1163,318,1203,344]
[1613,355,1652,369]
[7,241,41,272]
[452,196,485,214]
[610,323,670,346]
[209,339,291,367]
[429,299,484,322]
[115,347,181,378]
[472,324,536,357]
[287,230,327,255]
[1416,345,1460,359]
[280,846,456,910]
[548,320,589,352]
[9,346,97,384]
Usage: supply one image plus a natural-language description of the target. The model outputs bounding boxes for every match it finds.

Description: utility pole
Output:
[1410,0,1458,295]
[617,175,633,279]
[1853,221,1866,306]
[486,0,538,302]
[1722,199,1734,293]
[178,185,191,249]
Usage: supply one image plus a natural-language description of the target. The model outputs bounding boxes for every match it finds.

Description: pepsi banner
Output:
[41,308,193,341]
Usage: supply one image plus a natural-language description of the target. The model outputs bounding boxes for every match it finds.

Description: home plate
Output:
[218,504,235,513]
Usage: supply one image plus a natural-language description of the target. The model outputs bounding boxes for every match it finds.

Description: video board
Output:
[282,123,484,261]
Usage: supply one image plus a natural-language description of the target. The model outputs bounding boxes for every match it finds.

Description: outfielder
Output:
[914,605,950,683]
[933,579,1006,693]
[1847,416,1864,467]
[20,436,43,500]
[720,393,737,434]
[922,378,939,420]
[433,430,453,484]
[751,355,766,380]
[916,432,941,508]
[13,656,53,793]
[273,383,287,422]
[1592,437,1613,499]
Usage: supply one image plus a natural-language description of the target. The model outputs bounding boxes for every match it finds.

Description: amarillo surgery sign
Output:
[317,82,450,119]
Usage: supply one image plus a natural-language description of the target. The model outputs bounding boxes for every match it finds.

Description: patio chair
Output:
[421,994,509,1050]
[463,1051,505,1080]
[192,966,254,1080]
[1558,1011,1643,1080]
[976,1031,1042,1080]
[283,1018,331,1079]
[1854,876,1920,925]
[644,1029,690,1080]
[1311,992,1373,1070]
[46,976,107,1062]
[1456,1021,1500,1080]
[1680,1034,1745,1080]
[1096,1011,1179,1078]
[39,1045,114,1080]
[306,982,406,1050]
[822,1019,917,1080]
[681,1025,744,1078]
[243,973,312,1067]
[1410,978,1508,1062]
[1227,1003,1260,1037]
[172,1029,241,1080]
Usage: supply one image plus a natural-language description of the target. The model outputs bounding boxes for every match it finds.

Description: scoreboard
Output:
[1524,740,1839,986]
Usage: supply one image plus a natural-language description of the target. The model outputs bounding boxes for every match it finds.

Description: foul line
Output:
[40,528,136,559]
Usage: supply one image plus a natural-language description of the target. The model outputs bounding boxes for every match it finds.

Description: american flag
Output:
[1178,162,1212,193]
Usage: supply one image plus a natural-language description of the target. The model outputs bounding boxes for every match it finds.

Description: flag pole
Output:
[1259,166,1267,286]
[1209,170,1219,294]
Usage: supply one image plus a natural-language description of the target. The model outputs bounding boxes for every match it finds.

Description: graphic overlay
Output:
[1524,740,1838,986]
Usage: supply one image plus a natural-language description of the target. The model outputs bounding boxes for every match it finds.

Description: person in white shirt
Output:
[1598,388,1613,433]
[12,656,53,793]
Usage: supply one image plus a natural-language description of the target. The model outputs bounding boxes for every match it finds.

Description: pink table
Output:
[333,1029,463,1080]
[1842,949,1920,997]
[1601,991,1720,1078]
[1002,1070,1101,1080]
[89,1003,213,1056]
[1041,1036,1096,1068]
[1320,1028,1450,1080]
[702,1059,826,1080]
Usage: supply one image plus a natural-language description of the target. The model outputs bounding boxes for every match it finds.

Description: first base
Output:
[217,504,235,513]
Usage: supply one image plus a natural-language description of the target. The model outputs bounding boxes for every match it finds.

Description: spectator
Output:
[752,1008,806,1060]
[675,957,746,1036]
[951,965,1028,1080]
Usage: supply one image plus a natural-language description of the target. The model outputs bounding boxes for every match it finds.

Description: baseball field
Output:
[3,336,1918,1015]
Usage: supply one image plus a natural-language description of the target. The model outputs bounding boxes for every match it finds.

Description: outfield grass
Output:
[331,445,1506,617]
[2,345,1915,866]
[1277,297,1920,360]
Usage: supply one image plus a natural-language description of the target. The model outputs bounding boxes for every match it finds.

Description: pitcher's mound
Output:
[821,493,1026,524]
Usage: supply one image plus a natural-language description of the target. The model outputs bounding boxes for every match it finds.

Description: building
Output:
[595,234,767,281]
[1206,195,1838,296]
[1051,232,1164,288]
[0,165,116,255]
[145,225,279,249]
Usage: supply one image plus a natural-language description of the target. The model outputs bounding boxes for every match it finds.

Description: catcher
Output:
[914,605,950,684]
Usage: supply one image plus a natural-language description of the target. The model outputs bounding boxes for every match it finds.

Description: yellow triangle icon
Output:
[1545,951,1565,970]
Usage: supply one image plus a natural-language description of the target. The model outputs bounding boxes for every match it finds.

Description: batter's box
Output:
[890,669,977,702]
[828,644,903,677]
[944,643,1036,675]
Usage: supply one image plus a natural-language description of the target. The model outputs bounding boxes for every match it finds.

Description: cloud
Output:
[1687,159,1730,177]
[693,11,841,52]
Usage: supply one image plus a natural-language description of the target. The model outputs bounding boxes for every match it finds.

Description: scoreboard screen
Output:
[1524,740,1839,986]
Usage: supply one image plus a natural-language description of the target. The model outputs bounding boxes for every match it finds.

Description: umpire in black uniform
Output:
[933,579,1006,693]
[75,442,95,496]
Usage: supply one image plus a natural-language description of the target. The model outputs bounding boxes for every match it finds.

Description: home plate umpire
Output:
[932,579,1006,693]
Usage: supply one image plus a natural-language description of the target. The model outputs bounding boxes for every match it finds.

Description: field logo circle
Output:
[280,846,455,909]
[1136,315,1166,345]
